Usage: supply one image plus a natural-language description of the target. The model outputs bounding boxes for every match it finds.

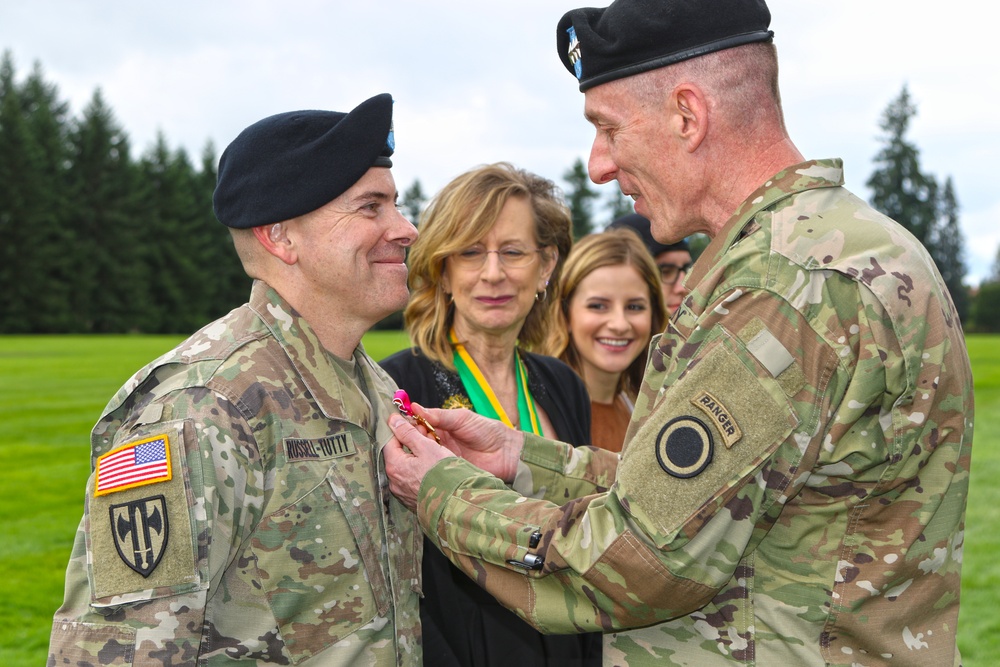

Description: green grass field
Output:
[1,332,995,665]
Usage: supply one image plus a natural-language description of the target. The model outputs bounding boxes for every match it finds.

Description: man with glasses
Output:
[611,212,692,314]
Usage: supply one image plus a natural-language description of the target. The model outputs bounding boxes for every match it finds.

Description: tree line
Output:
[0,52,248,334]
[0,52,993,333]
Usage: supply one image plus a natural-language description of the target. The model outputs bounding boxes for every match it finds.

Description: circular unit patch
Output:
[656,416,714,478]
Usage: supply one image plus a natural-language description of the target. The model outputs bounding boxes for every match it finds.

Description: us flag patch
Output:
[95,435,172,497]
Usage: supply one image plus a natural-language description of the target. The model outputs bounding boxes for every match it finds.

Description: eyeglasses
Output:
[450,245,541,270]
[658,262,692,285]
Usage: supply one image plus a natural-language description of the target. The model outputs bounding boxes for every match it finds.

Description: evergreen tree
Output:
[968,245,1000,332]
[971,281,1000,333]
[66,89,147,332]
[0,55,75,332]
[867,85,939,246]
[140,136,216,332]
[932,177,968,320]
[562,158,598,239]
[867,85,969,323]
[400,179,426,225]
[197,141,251,319]
[0,52,33,331]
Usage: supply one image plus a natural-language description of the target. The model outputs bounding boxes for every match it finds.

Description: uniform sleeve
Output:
[510,433,618,502]
[48,389,263,664]
[417,286,844,633]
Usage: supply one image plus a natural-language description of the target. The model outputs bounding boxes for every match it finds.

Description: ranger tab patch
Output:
[656,416,714,478]
[110,495,169,577]
[95,434,172,496]
[691,391,743,448]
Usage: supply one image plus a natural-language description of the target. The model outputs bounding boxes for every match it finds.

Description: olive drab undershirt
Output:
[416,160,973,666]
[49,281,423,666]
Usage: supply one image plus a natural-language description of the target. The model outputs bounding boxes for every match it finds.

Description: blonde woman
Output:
[380,162,600,667]
[544,228,667,452]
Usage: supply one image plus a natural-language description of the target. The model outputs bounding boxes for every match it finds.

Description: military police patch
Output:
[109,495,169,577]
[655,416,714,478]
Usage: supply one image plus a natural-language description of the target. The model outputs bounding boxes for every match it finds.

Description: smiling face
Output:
[567,263,653,397]
[583,78,705,244]
[287,166,417,325]
[442,196,555,344]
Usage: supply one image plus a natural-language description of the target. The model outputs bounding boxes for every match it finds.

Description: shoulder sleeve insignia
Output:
[656,416,714,478]
[95,434,172,497]
[110,495,169,577]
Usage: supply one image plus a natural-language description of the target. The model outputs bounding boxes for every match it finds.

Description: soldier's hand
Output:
[384,414,455,511]
[410,404,523,483]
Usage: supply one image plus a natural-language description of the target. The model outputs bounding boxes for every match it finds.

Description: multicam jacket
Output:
[416,160,973,666]
[49,281,422,666]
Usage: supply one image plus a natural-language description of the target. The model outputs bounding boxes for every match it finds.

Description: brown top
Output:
[589,393,633,453]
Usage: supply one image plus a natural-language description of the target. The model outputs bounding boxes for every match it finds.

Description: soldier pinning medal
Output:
[383,1,974,664]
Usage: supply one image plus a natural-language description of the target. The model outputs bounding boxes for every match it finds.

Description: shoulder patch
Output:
[95,434,172,497]
[284,434,356,461]
[110,495,169,577]
[656,416,714,478]
[89,421,199,602]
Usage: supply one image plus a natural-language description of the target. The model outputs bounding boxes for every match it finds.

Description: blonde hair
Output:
[404,162,573,368]
[542,228,667,397]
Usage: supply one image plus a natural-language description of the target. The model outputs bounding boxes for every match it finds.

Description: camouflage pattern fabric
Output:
[416,160,973,666]
[49,280,422,666]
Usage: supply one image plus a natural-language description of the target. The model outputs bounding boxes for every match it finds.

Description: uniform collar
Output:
[687,159,845,287]
[249,280,376,429]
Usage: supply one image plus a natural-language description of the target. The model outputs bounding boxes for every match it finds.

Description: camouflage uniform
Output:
[49,280,422,666]
[416,160,973,666]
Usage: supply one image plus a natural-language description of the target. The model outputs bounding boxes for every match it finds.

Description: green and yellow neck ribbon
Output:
[450,328,541,435]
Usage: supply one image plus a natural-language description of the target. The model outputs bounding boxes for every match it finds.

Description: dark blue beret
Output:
[557,0,773,92]
[214,93,395,229]
[609,213,689,257]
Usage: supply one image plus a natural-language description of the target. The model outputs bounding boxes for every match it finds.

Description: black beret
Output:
[214,93,395,229]
[557,0,773,91]
[609,213,689,257]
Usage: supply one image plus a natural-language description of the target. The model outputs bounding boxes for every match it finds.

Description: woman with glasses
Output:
[542,229,668,452]
[380,162,600,667]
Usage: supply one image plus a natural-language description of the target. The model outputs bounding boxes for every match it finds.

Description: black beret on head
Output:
[214,93,395,229]
[557,0,773,91]
[610,213,689,257]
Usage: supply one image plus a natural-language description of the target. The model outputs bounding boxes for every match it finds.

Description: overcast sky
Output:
[2,1,995,284]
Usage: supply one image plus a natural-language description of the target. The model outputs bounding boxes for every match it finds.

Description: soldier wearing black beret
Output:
[383,1,974,666]
[49,95,425,665]
[610,212,692,313]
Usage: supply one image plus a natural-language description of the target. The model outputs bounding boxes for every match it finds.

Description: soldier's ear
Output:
[670,83,708,153]
[253,222,297,266]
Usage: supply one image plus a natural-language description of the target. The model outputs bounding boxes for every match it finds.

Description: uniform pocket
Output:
[251,464,385,663]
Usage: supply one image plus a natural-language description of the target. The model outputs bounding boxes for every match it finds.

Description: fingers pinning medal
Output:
[392,390,442,444]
